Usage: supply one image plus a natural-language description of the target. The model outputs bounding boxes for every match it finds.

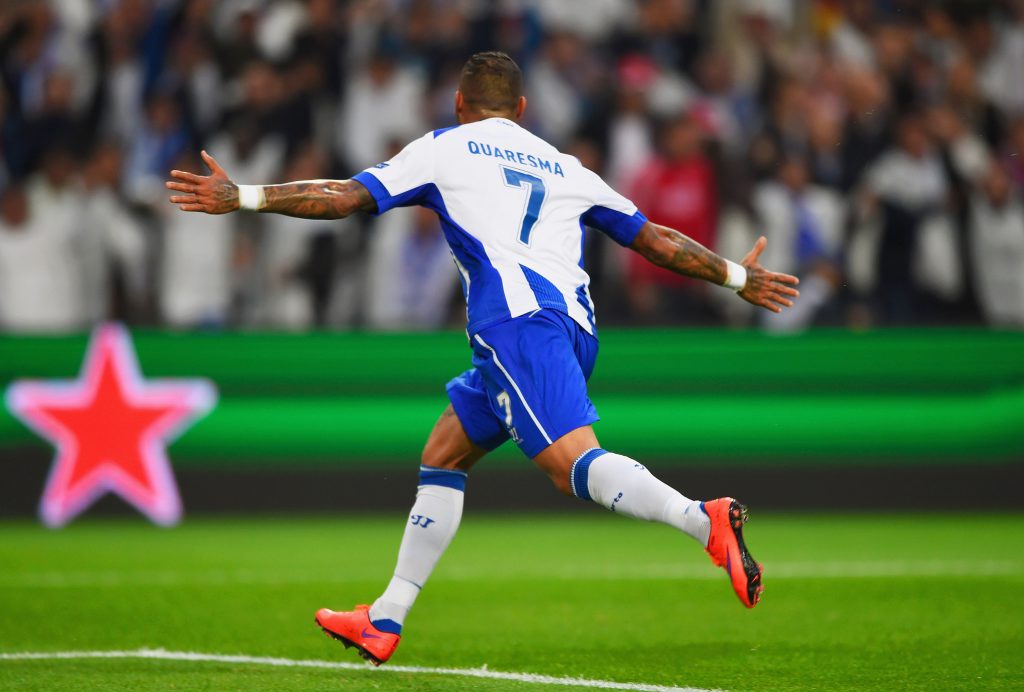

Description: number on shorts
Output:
[501,166,547,246]
[496,391,513,427]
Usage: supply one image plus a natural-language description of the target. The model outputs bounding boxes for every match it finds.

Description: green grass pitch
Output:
[1,512,1022,691]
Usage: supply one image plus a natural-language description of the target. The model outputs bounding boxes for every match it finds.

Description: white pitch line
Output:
[0,648,720,692]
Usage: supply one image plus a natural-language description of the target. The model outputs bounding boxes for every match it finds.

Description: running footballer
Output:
[166,51,799,666]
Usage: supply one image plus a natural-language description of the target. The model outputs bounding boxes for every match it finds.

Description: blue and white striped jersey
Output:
[352,117,647,337]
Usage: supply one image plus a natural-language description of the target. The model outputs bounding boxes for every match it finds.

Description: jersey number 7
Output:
[501,166,547,246]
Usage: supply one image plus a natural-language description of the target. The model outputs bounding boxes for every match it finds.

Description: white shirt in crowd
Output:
[158,206,234,327]
[970,191,1024,326]
[753,180,845,331]
[0,201,82,332]
[338,65,427,170]
[365,206,460,330]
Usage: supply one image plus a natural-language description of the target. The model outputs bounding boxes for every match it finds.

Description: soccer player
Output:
[166,52,799,666]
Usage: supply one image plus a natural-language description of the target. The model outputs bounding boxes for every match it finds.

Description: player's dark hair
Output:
[459,51,523,113]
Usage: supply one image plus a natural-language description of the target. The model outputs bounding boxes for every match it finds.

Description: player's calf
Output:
[567,448,711,545]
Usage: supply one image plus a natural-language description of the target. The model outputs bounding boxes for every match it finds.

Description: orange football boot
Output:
[703,498,764,608]
[315,605,401,666]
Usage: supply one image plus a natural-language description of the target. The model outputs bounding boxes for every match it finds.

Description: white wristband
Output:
[237,185,265,211]
[724,259,747,292]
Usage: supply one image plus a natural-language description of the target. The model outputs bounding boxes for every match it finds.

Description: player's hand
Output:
[165,151,238,214]
[736,236,800,313]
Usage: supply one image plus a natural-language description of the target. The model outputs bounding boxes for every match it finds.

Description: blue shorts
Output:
[446,309,600,459]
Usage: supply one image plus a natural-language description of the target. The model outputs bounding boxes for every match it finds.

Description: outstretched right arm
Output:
[581,165,797,312]
[165,150,377,219]
[630,221,800,313]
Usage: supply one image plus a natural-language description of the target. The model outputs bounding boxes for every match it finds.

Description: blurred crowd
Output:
[2,0,1024,333]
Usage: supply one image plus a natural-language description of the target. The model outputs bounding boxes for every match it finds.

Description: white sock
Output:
[571,449,711,546]
[368,466,465,633]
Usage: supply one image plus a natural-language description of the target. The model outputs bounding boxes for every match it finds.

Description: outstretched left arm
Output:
[166,151,377,219]
[630,221,800,313]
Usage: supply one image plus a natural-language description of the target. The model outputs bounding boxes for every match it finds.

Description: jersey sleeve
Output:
[579,168,649,246]
[351,133,435,215]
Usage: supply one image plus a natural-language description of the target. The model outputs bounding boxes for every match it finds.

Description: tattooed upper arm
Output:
[344,179,378,215]
[260,178,378,219]
[630,222,672,265]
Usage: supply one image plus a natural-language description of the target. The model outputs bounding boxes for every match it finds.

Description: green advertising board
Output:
[1,328,1021,467]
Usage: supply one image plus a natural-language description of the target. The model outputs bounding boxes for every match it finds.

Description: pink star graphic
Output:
[5,323,216,527]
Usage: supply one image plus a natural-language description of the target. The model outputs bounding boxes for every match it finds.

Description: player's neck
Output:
[458,110,518,125]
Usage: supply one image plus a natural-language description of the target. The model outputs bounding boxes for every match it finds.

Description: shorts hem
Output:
[445,379,509,452]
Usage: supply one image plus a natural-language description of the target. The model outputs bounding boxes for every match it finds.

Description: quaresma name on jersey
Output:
[352,118,648,337]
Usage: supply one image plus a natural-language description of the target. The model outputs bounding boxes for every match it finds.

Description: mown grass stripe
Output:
[0,559,1019,588]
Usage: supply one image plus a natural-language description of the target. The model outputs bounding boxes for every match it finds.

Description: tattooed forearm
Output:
[630,222,728,284]
[167,152,379,219]
[626,221,801,312]
[261,179,377,219]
